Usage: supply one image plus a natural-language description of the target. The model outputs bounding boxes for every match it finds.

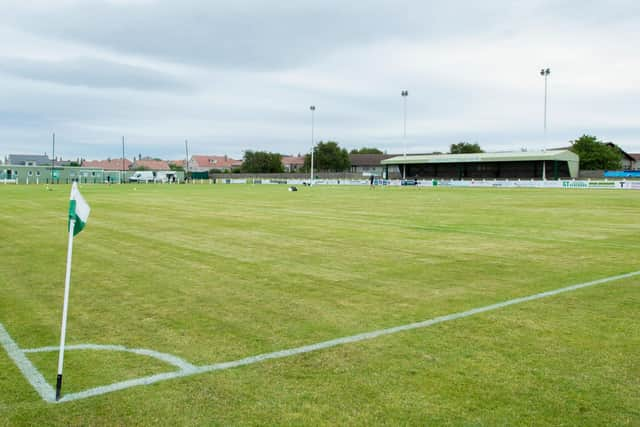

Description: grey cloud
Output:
[5,0,518,70]
[0,57,190,91]
[9,0,637,72]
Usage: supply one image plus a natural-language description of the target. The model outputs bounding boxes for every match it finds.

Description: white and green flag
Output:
[68,182,90,236]
[57,181,91,400]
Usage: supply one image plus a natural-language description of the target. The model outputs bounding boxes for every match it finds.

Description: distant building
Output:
[168,160,185,169]
[604,143,637,170]
[189,155,242,172]
[7,154,51,166]
[630,154,640,170]
[349,154,395,176]
[281,155,305,172]
[132,159,171,171]
[83,158,133,171]
[382,150,580,180]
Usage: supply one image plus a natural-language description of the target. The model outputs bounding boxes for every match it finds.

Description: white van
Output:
[129,171,155,183]
[154,171,177,183]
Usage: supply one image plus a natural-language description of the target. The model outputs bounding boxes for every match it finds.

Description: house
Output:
[82,158,133,171]
[168,160,186,169]
[281,155,305,172]
[630,154,640,170]
[349,154,395,175]
[189,155,242,172]
[132,159,171,171]
[6,154,52,166]
[604,143,636,170]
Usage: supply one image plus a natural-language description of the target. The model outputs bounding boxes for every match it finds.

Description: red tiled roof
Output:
[82,158,132,171]
[133,160,171,170]
[169,160,185,167]
[282,156,305,165]
[192,155,242,169]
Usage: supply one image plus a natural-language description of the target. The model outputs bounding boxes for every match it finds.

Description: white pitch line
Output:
[59,371,190,403]
[52,269,640,403]
[24,344,198,372]
[0,323,56,403]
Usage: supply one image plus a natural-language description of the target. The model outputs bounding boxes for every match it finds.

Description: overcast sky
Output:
[1,0,638,161]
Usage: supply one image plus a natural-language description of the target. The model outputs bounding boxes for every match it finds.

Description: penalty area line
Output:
[54,269,640,403]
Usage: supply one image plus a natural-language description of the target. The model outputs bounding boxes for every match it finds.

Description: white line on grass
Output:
[2,270,639,403]
[0,324,56,402]
[24,344,198,372]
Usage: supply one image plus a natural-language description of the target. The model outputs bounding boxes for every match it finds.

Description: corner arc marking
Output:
[23,344,198,372]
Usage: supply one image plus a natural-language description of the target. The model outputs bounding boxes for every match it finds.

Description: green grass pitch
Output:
[1,184,639,425]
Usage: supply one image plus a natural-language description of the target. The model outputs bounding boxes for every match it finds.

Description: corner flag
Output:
[69,182,90,236]
[56,182,90,401]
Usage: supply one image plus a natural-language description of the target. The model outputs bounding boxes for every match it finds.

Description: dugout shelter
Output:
[381,150,579,180]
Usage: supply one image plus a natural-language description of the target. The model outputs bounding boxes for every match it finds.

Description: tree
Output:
[350,147,383,154]
[569,135,622,170]
[240,151,284,173]
[303,141,350,172]
[450,142,484,154]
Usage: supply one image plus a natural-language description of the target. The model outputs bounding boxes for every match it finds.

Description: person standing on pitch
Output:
[369,174,375,189]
